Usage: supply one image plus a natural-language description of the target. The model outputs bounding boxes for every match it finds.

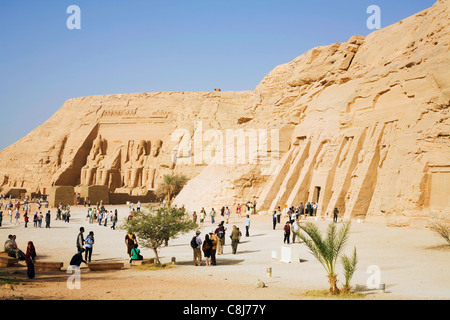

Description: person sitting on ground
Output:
[4,234,26,260]
[130,244,143,263]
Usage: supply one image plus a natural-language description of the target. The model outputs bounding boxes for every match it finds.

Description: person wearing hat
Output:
[192,231,202,266]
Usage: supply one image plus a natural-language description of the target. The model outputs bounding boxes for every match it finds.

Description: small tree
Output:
[341,246,358,293]
[121,205,197,266]
[155,174,188,205]
[298,221,352,294]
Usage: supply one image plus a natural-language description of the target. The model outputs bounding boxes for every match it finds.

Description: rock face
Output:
[0,0,449,226]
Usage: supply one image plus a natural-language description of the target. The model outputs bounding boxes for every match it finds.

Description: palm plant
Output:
[298,221,352,294]
[341,246,358,293]
[155,174,188,205]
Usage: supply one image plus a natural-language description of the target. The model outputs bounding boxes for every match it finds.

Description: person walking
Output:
[272,211,277,230]
[25,241,37,279]
[292,219,300,243]
[111,210,118,230]
[209,231,218,266]
[283,221,291,244]
[24,213,29,228]
[191,231,202,266]
[0,210,3,227]
[245,215,251,237]
[45,211,51,228]
[14,210,20,225]
[230,225,241,254]
[215,222,226,255]
[202,234,213,266]
[333,207,339,223]
[38,212,43,228]
[84,231,94,262]
[210,208,216,224]
[276,206,281,224]
[77,227,85,253]
[33,212,38,227]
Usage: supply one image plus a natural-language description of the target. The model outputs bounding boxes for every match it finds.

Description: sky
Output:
[0,0,436,150]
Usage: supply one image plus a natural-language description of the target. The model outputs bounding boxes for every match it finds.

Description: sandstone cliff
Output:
[0,0,448,226]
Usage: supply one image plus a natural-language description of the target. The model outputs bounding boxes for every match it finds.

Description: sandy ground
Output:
[0,203,449,301]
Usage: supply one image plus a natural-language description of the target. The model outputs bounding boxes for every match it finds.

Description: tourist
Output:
[125,233,138,258]
[292,219,300,243]
[24,213,29,228]
[306,202,312,216]
[210,208,216,224]
[136,201,141,212]
[230,225,241,254]
[38,212,43,228]
[103,213,108,227]
[209,231,218,266]
[45,211,51,228]
[8,209,12,223]
[14,210,20,225]
[276,206,281,224]
[130,244,143,263]
[0,210,3,227]
[225,206,230,224]
[33,212,38,227]
[192,231,202,266]
[4,235,25,260]
[215,221,226,255]
[192,211,197,223]
[312,202,317,216]
[64,209,70,223]
[199,208,206,226]
[333,207,339,223]
[98,211,103,225]
[25,241,37,279]
[236,204,242,218]
[284,221,291,244]
[202,234,213,266]
[272,210,277,230]
[245,215,251,237]
[111,210,118,230]
[77,227,85,253]
[85,231,94,263]
[70,252,87,267]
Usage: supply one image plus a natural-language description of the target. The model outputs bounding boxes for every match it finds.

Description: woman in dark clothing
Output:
[202,234,213,266]
[25,241,37,279]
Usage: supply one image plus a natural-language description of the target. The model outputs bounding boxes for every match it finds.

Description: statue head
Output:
[152,140,163,157]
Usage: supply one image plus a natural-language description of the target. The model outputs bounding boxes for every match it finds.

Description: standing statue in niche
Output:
[123,140,147,188]
[80,135,105,185]
[143,139,163,189]
[338,137,353,168]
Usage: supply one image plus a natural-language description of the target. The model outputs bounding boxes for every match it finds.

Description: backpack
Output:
[190,236,197,249]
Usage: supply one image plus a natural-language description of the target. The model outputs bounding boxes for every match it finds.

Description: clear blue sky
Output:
[0,0,435,150]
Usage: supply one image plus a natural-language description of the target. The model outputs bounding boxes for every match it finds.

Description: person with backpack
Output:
[191,231,202,266]
[209,231,218,266]
[215,221,227,255]
[202,234,213,266]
